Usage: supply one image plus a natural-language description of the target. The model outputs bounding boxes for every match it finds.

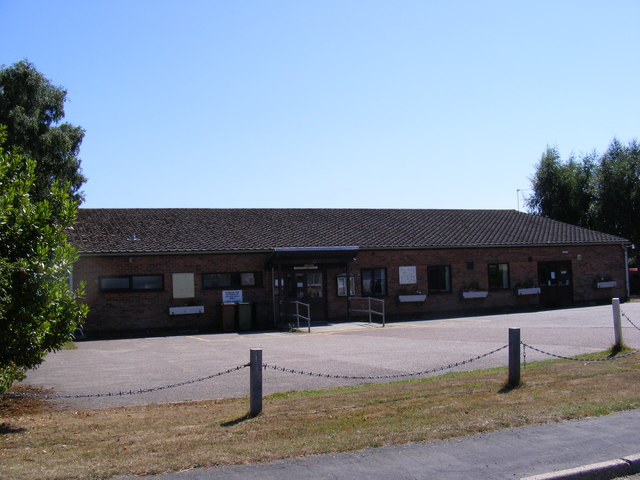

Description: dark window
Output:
[99,275,164,292]
[427,265,451,293]
[132,275,164,290]
[361,268,387,296]
[202,272,262,289]
[99,276,130,291]
[488,263,510,290]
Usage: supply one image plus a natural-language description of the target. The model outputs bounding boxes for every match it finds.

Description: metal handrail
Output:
[348,297,385,326]
[286,300,311,332]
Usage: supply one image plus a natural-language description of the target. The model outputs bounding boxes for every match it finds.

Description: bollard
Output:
[612,298,623,350]
[250,348,263,417]
[508,328,521,387]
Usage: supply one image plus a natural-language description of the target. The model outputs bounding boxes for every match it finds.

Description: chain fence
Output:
[521,342,640,366]
[3,307,640,401]
[263,344,509,380]
[1,364,248,399]
[521,307,640,365]
[1,345,511,400]
[622,308,640,332]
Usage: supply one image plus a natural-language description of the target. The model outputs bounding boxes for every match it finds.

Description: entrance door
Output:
[538,261,573,306]
[284,269,326,320]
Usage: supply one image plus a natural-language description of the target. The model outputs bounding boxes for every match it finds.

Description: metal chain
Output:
[262,344,509,380]
[621,309,640,332]
[521,343,640,362]
[1,364,249,399]
[523,343,527,368]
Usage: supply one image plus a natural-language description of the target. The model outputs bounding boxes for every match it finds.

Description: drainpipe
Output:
[271,266,277,327]
[623,244,631,301]
[346,261,351,322]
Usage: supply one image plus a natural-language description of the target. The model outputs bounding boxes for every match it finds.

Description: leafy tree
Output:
[594,139,640,252]
[527,138,639,265]
[527,146,596,228]
[0,127,88,392]
[0,60,85,203]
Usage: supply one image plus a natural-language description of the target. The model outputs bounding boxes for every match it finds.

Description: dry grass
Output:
[1,352,639,480]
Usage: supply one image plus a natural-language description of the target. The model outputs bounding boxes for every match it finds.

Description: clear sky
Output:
[2,0,638,211]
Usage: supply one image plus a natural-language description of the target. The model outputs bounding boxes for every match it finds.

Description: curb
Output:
[521,453,640,480]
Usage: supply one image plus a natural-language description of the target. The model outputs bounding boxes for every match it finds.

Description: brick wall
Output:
[73,243,627,334]
[73,252,272,333]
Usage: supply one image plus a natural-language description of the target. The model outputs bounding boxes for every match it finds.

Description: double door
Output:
[538,261,574,306]
[280,269,327,321]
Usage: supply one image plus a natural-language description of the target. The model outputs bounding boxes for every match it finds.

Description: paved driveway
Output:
[21,302,640,409]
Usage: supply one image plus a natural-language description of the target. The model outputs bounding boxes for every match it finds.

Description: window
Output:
[202,272,262,289]
[99,275,164,292]
[361,268,387,296]
[488,263,510,290]
[427,265,451,293]
[336,274,356,297]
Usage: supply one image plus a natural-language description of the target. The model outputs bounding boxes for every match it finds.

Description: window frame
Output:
[336,273,356,297]
[427,265,452,293]
[99,274,164,292]
[361,267,388,297]
[202,271,263,289]
[488,263,510,290]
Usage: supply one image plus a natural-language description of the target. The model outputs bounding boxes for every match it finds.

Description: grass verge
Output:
[1,351,639,480]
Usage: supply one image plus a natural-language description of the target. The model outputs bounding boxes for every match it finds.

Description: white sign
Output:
[222,290,243,303]
[399,266,417,285]
[172,273,195,299]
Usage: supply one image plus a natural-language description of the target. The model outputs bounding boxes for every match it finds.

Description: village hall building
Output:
[69,208,631,336]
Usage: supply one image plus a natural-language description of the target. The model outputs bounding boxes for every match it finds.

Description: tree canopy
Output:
[0,60,86,203]
[527,138,640,264]
[0,127,88,392]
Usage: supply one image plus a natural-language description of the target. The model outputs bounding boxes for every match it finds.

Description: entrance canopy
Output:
[267,246,359,267]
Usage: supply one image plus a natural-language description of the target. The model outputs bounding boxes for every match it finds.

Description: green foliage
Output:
[0,126,88,392]
[527,138,640,264]
[0,60,85,203]
[596,139,640,254]
[527,147,596,228]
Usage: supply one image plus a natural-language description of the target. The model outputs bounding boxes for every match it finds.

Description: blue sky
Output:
[2,1,638,210]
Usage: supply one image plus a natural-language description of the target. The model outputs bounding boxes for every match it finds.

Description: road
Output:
[21,302,640,410]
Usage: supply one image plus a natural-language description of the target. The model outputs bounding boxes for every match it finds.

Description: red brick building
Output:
[70,209,631,336]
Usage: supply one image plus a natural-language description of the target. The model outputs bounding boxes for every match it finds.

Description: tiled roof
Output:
[70,208,628,254]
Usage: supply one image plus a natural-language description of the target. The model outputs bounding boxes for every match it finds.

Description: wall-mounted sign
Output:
[222,290,243,303]
[399,266,417,284]
[172,273,195,299]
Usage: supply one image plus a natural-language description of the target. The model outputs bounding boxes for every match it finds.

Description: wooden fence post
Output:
[250,348,263,417]
[508,328,521,387]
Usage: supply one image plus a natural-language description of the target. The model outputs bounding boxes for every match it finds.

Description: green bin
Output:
[220,303,236,332]
[237,302,252,331]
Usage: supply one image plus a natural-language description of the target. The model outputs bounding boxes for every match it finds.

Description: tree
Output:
[0,60,85,203]
[527,138,640,265]
[595,139,640,253]
[527,146,596,228]
[0,127,88,392]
